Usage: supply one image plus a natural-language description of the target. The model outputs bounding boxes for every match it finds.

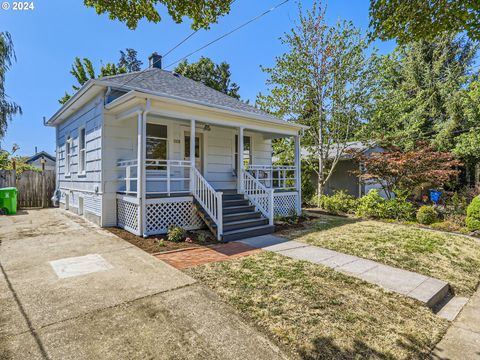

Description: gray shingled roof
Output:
[99,68,279,120]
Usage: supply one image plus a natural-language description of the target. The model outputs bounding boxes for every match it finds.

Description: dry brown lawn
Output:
[187,252,447,360]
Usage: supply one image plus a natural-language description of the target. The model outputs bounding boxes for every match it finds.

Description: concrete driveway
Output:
[0,209,289,360]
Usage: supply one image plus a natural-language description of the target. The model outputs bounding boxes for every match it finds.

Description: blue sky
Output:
[0,0,395,156]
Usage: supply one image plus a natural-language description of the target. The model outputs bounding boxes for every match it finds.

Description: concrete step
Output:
[222,225,275,242]
[223,218,269,232]
[436,295,469,321]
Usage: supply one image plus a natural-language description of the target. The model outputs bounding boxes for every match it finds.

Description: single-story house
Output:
[46,53,305,241]
[25,150,56,171]
[303,141,392,198]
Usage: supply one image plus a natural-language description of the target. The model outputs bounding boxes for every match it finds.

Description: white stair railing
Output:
[191,167,223,240]
[242,170,274,225]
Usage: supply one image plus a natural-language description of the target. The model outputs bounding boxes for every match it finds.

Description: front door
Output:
[184,132,203,173]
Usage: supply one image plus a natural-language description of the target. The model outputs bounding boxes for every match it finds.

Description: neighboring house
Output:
[46,53,305,241]
[25,151,56,171]
[303,141,392,198]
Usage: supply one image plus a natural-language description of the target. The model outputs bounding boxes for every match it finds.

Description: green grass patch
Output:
[187,252,447,360]
[280,214,480,296]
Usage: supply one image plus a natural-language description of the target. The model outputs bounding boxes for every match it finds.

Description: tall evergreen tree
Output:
[118,48,143,72]
[363,34,478,151]
[0,32,21,139]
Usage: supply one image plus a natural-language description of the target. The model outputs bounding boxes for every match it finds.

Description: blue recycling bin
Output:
[429,190,442,205]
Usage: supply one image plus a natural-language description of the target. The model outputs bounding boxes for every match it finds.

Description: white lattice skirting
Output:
[145,197,203,236]
[274,192,299,217]
[117,196,141,235]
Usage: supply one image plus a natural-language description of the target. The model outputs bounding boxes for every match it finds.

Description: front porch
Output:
[108,101,302,240]
[116,160,301,239]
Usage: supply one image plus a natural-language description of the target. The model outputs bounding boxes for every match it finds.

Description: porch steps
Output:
[193,190,275,242]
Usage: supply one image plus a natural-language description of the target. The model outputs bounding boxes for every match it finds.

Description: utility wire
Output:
[163,0,238,58]
[112,0,253,89]
[164,0,291,69]
[163,30,199,58]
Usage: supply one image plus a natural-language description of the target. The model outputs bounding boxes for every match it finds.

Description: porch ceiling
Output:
[106,90,306,136]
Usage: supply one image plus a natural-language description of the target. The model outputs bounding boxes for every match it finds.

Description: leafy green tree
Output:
[257,1,374,198]
[369,0,480,43]
[0,144,39,174]
[59,48,142,104]
[362,34,478,151]
[84,0,234,30]
[174,56,240,99]
[118,48,143,72]
[0,32,21,139]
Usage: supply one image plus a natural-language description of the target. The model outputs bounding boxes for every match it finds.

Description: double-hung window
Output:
[146,124,168,170]
[65,135,72,175]
[78,127,86,174]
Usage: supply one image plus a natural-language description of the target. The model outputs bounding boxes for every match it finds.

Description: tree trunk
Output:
[475,162,480,188]
[316,106,324,207]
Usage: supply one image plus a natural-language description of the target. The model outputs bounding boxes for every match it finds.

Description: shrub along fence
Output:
[0,170,55,208]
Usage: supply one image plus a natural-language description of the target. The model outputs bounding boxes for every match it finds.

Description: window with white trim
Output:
[146,124,168,170]
[65,135,72,175]
[78,127,86,174]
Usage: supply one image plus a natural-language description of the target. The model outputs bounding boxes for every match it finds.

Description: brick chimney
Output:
[148,52,162,69]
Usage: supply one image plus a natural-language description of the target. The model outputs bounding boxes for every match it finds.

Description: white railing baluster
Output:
[242,171,274,224]
[191,167,223,240]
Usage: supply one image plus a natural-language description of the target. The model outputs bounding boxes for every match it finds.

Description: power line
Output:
[112,0,287,91]
[164,0,291,69]
[163,30,199,58]
[110,0,249,89]
[163,0,238,58]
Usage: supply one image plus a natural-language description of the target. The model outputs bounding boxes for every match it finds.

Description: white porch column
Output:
[137,112,143,199]
[238,127,244,192]
[190,119,196,192]
[294,134,302,215]
[136,111,144,235]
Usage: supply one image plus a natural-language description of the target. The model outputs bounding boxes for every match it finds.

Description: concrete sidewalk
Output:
[238,235,449,308]
[432,287,480,359]
[0,209,290,360]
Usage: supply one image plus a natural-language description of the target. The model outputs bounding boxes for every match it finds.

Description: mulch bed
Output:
[106,227,218,254]
[274,213,317,233]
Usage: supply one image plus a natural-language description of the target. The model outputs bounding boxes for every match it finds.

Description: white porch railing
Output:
[191,167,223,240]
[242,170,274,225]
[245,165,297,191]
[117,159,191,196]
[117,159,139,195]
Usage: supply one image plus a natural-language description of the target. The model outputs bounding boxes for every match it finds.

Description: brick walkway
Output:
[154,242,262,269]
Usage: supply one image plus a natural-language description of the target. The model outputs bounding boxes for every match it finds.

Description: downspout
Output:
[140,99,151,237]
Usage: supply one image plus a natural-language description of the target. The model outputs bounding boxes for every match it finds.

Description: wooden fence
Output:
[0,170,56,208]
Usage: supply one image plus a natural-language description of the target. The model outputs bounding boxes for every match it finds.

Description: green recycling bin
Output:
[0,187,17,215]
